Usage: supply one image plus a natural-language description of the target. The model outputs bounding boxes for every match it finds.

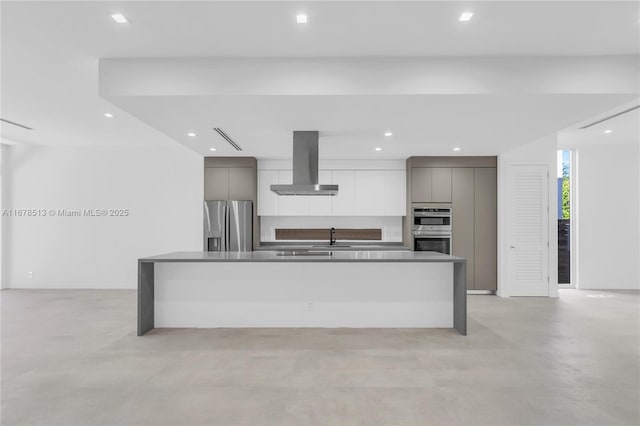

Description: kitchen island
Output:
[138,251,467,336]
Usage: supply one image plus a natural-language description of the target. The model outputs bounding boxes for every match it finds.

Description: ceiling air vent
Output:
[213,128,242,151]
[579,105,640,129]
[0,118,34,130]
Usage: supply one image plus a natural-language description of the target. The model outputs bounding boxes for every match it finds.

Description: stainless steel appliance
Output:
[412,205,452,254]
[270,131,339,196]
[204,200,253,251]
[413,235,451,254]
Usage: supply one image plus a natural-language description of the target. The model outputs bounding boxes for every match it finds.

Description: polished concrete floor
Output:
[1,289,639,426]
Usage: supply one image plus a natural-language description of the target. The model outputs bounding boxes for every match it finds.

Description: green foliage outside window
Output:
[562,164,570,220]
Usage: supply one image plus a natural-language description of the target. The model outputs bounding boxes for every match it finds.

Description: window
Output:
[557,150,571,285]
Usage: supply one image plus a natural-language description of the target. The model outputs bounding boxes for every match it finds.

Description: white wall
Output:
[3,145,202,289]
[575,141,639,289]
[0,144,6,288]
[497,134,559,297]
[101,56,639,96]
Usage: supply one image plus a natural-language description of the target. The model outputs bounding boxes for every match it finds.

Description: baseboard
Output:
[6,284,135,290]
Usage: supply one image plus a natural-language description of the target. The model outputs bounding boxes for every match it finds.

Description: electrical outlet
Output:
[307,301,314,311]
[27,271,33,279]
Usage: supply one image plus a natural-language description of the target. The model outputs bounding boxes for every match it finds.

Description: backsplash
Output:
[260,216,403,242]
[275,228,382,241]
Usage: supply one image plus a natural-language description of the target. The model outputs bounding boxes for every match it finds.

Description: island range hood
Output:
[270,131,338,196]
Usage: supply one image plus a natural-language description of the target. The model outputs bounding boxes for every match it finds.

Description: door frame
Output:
[570,149,579,289]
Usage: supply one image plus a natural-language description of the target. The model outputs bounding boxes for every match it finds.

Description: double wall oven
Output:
[412,205,452,254]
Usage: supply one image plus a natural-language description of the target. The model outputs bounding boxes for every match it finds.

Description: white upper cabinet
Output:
[276,170,309,216]
[257,170,279,216]
[331,171,356,216]
[308,171,333,216]
[257,168,406,216]
[383,170,407,216]
[355,171,386,216]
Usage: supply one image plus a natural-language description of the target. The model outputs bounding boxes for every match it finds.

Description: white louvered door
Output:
[507,165,549,296]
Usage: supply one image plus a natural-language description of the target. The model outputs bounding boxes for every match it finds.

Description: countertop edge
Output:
[140,258,466,263]
[139,251,466,263]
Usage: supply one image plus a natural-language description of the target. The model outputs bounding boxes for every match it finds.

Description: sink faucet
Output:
[330,227,336,246]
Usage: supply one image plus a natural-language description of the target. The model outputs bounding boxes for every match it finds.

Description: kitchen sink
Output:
[277,250,333,256]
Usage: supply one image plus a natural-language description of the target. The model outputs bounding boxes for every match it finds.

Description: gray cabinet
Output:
[405,157,497,292]
[411,167,451,202]
[228,167,254,200]
[432,168,452,202]
[451,167,497,291]
[411,167,432,202]
[204,167,229,200]
[474,168,497,291]
[452,168,475,289]
[205,167,254,201]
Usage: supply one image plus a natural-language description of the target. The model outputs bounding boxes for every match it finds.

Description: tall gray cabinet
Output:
[411,168,452,202]
[405,157,497,291]
[204,157,259,249]
[452,168,475,289]
[473,168,497,290]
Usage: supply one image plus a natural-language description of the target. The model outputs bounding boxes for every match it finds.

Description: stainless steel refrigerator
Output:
[203,200,253,251]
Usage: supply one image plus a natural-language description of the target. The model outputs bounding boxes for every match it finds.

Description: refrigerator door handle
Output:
[224,204,229,251]
[203,202,210,251]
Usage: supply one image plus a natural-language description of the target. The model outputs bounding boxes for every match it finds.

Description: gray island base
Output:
[138,251,467,336]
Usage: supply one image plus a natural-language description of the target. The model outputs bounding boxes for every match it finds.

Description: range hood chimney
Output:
[270,131,338,196]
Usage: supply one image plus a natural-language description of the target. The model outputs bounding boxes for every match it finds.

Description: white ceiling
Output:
[559,106,640,148]
[5,1,639,57]
[111,94,634,158]
[2,1,639,158]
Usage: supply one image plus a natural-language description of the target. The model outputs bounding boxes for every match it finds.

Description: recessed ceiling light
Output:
[384,132,393,137]
[375,147,382,151]
[459,12,474,22]
[187,132,196,137]
[603,129,612,134]
[453,147,461,151]
[111,14,130,24]
[104,113,113,118]
[296,14,308,24]
[209,148,217,151]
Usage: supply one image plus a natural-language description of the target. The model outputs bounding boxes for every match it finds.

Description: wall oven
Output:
[412,205,452,254]
[413,236,451,254]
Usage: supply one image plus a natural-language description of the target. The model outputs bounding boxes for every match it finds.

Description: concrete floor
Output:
[1,289,638,426]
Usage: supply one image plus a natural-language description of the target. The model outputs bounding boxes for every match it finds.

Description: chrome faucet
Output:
[330,227,336,246]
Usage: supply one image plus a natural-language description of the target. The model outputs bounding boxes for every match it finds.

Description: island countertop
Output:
[139,250,466,263]
[138,250,467,336]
